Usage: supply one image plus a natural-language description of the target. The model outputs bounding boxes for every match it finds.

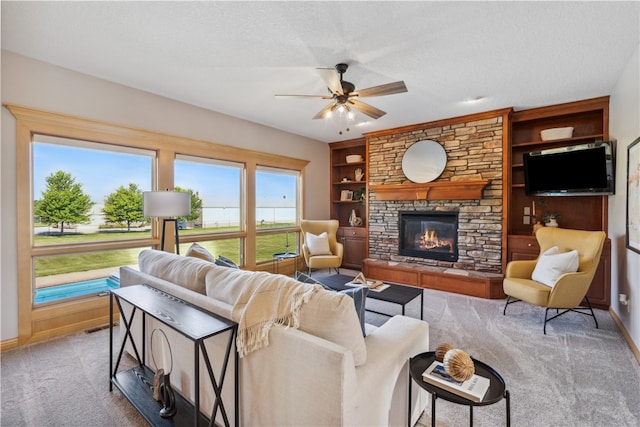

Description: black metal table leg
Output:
[505,390,511,427]
[469,404,473,426]
[408,364,412,427]
[431,392,436,427]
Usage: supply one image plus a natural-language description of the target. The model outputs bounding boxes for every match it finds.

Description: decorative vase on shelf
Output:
[349,209,357,226]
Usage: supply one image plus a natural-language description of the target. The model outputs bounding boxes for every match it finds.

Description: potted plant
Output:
[353,187,367,204]
[537,198,561,227]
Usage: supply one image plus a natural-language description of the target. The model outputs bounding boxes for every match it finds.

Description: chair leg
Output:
[503,295,520,315]
[543,298,599,334]
[584,297,599,329]
[544,308,550,334]
[307,267,312,275]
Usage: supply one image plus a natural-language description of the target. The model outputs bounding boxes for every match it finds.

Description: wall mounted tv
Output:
[523,141,615,196]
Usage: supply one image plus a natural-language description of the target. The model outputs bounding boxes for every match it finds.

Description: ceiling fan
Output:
[275,63,407,120]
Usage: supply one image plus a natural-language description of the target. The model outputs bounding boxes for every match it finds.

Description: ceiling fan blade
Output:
[312,103,335,120]
[351,81,407,98]
[317,67,343,95]
[275,94,333,99]
[349,99,386,119]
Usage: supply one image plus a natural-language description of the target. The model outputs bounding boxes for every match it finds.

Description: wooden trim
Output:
[609,307,640,365]
[0,338,20,352]
[4,103,310,170]
[510,96,609,122]
[370,180,489,201]
[364,107,513,139]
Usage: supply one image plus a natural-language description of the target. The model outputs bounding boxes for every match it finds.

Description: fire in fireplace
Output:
[398,210,459,262]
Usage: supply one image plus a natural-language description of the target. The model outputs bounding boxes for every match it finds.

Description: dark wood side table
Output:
[408,351,510,427]
[110,284,238,427]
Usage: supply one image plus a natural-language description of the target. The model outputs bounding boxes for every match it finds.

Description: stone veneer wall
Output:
[367,114,505,273]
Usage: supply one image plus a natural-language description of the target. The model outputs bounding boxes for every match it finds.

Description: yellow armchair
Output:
[503,227,606,333]
[300,219,344,275]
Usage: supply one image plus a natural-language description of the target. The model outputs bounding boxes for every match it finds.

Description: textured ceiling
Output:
[2,1,639,143]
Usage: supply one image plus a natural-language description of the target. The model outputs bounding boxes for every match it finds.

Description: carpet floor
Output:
[1,272,639,426]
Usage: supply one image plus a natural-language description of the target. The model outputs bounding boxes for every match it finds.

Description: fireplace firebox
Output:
[398,211,459,262]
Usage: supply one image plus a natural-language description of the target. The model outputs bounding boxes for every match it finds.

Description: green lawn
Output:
[34,226,297,277]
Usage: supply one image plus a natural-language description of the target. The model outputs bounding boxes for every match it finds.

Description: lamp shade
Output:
[143,191,191,217]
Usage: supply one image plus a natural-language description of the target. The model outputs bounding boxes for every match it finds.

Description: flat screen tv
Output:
[523,141,615,196]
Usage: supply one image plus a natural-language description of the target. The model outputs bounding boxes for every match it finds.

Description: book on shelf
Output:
[421,361,490,402]
[345,272,389,292]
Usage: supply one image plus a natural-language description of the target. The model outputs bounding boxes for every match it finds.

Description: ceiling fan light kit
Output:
[276,63,408,121]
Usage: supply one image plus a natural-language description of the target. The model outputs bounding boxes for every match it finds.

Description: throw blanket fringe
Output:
[231,274,320,358]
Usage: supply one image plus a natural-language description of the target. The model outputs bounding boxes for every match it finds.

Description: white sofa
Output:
[119,249,429,426]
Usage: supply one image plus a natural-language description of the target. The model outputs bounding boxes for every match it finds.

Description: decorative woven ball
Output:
[435,343,453,362]
[443,349,475,381]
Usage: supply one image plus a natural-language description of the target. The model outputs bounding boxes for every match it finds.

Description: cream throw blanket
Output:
[230,272,320,358]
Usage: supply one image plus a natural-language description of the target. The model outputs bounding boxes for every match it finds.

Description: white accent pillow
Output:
[305,231,332,255]
[532,246,579,287]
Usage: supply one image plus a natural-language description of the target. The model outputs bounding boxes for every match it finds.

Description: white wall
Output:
[1,51,330,341]
[609,42,640,352]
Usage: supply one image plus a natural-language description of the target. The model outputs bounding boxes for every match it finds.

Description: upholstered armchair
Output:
[300,219,343,275]
[503,227,606,333]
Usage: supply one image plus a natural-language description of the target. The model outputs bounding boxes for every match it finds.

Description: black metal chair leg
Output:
[503,296,511,315]
[544,308,550,334]
[585,297,599,329]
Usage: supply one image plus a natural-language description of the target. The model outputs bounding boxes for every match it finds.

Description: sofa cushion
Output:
[138,249,214,295]
[305,231,332,255]
[295,271,369,336]
[531,246,579,287]
[206,267,367,366]
[185,243,216,263]
[215,255,239,268]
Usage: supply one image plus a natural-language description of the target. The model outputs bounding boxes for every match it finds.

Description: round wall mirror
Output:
[401,140,447,183]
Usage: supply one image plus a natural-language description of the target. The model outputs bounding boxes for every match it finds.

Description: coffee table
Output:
[409,351,510,426]
[321,275,424,320]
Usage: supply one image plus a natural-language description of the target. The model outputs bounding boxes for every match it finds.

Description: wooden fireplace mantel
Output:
[370,179,489,201]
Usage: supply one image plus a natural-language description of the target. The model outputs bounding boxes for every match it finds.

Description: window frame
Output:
[8,104,309,345]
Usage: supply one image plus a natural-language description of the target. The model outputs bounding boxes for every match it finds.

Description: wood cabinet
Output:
[509,96,610,235]
[329,138,368,268]
[506,235,611,309]
[507,96,611,306]
[338,227,367,269]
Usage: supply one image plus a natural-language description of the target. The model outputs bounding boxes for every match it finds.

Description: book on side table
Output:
[422,361,490,402]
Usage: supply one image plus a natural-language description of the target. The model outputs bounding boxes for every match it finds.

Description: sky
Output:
[33,142,296,208]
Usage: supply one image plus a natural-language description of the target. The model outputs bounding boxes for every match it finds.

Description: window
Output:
[33,136,153,245]
[9,103,309,344]
[174,155,243,232]
[31,135,153,304]
[255,167,300,263]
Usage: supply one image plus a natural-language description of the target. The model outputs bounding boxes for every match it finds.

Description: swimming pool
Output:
[35,276,120,304]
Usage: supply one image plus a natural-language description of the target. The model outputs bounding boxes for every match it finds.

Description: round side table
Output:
[408,351,510,426]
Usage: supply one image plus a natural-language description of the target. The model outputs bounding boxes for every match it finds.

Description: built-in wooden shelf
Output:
[370,180,489,201]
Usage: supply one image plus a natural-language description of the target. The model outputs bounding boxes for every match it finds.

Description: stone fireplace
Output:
[398,210,458,262]
[365,111,507,274]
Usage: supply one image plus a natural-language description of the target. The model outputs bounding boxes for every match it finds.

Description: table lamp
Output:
[143,191,191,254]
